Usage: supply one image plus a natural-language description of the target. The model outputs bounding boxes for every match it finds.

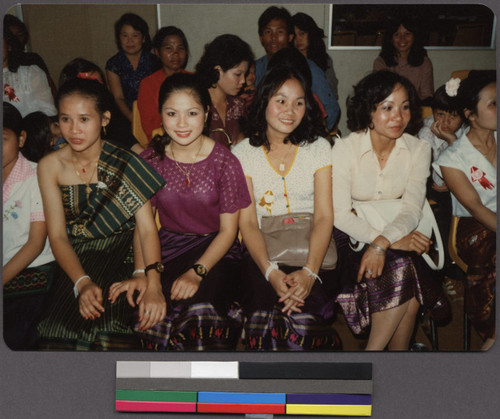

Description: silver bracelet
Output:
[302,266,323,284]
[369,242,386,254]
[73,275,90,298]
[264,261,279,282]
[132,269,145,277]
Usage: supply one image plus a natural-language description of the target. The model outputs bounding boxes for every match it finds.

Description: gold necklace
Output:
[170,138,204,187]
[72,158,98,195]
[374,151,390,161]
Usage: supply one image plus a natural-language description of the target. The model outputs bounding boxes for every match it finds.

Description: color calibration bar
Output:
[116,361,373,416]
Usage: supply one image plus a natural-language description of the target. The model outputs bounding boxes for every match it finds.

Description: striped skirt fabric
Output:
[133,229,244,351]
[37,229,140,351]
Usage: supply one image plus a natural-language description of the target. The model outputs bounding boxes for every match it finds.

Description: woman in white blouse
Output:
[332,71,449,351]
[3,32,56,118]
[232,65,341,351]
[435,71,496,351]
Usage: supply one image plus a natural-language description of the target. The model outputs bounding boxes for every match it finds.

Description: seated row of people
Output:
[4,64,495,351]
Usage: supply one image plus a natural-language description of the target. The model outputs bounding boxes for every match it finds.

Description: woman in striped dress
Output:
[37,78,166,350]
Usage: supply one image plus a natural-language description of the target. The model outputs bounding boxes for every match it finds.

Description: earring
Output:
[103,126,108,138]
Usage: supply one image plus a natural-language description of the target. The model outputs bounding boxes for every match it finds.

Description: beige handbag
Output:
[261,212,337,270]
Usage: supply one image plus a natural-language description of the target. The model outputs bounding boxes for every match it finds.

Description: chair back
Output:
[451,70,471,81]
[447,216,468,272]
[132,100,149,148]
[421,106,433,119]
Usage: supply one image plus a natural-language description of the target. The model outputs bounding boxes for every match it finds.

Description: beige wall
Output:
[14,3,497,135]
[19,4,158,87]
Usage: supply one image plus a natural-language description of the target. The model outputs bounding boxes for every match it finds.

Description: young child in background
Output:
[239,61,256,109]
[3,102,55,350]
[417,79,466,275]
[21,111,54,163]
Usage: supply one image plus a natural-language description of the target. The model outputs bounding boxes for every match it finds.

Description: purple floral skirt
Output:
[334,229,450,336]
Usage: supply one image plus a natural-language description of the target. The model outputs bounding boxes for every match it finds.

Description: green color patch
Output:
[116,389,197,403]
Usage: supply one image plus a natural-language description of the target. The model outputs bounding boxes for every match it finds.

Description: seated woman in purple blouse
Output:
[105,13,160,123]
[109,73,251,350]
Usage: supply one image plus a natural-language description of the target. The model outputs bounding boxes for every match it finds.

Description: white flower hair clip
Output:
[445,77,461,97]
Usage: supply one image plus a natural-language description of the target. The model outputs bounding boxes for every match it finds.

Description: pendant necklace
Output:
[170,137,204,187]
[277,143,295,172]
[72,158,98,196]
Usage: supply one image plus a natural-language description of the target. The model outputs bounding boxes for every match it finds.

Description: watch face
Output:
[195,264,207,276]
[157,263,164,273]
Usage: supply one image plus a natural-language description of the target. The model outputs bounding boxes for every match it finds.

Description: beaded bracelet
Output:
[73,275,91,298]
[302,266,323,284]
[369,242,386,255]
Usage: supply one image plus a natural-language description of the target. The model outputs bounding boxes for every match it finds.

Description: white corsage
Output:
[445,78,461,97]
[97,181,107,189]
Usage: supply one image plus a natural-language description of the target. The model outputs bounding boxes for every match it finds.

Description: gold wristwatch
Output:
[192,264,208,279]
[145,262,164,274]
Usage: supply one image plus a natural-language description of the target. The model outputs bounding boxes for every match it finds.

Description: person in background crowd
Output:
[292,12,339,99]
[137,26,190,142]
[254,6,339,131]
[373,14,434,104]
[195,34,254,147]
[106,13,160,123]
[3,27,56,118]
[4,14,57,98]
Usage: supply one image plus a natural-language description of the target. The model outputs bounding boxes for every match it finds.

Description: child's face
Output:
[161,90,207,147]
[246,64,256,87]
[50,121,62,146]
[432,109,462,134]
[2,127,25,173]
[58,94,110,152]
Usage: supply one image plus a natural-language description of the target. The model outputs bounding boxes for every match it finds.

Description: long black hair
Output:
[379,15,427,67]
[195,34,254,90]
[456,70,496,125]
[245,65,322,150]
[291,13,328,72]
[149,73,211,159]
[21,112,53,162]
[347,70,422,135]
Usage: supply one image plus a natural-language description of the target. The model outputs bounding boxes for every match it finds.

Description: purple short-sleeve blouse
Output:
[140,142,251,234]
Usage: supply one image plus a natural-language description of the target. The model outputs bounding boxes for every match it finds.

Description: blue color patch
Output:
[197,392,286,404]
